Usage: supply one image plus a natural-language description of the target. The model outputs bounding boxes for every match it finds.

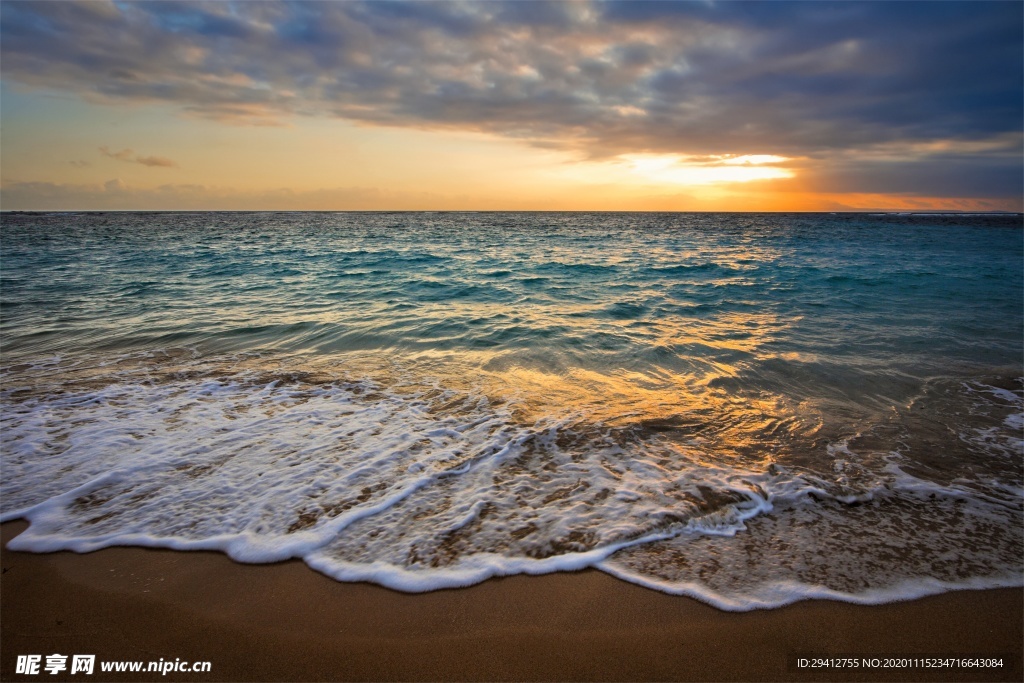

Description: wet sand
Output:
[2,521,1020,682]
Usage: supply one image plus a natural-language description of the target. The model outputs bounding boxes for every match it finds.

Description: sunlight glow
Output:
[719,155,790,166]
[621,153,795,186]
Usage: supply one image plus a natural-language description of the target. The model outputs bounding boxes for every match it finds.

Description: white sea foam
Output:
[3,367,1021,610]
[600,483,1024,610]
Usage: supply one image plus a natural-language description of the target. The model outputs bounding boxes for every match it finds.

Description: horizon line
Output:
[3,209,1022,215]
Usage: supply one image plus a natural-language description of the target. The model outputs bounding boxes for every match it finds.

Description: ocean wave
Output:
[3,359,1020,610]
[2,211,1021,609]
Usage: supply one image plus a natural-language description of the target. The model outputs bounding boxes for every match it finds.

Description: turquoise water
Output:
[2,212,1022,608]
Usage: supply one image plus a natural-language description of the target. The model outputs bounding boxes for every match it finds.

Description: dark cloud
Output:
[135,1,256,40]
[809,155,1024,199]
[1,1,1020,199]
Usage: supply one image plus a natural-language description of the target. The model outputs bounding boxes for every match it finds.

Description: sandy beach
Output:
[2,521,1020,682]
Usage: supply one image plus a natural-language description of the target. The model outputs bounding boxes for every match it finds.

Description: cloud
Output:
[805,155,1024,199]
[0,178,481,211]
[99,146,135,162]
[136,155,177,168]
[3,176,1017,213]
[103,177,126,192]
[99,146,178,168]
[1,1,1020,200]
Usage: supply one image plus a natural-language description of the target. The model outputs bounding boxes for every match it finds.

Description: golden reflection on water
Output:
[3,297,833,471]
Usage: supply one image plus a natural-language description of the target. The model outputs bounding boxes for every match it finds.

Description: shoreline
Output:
[2,520,1021,682]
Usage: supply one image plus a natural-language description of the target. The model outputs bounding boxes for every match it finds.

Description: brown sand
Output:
[2,520,1020,682]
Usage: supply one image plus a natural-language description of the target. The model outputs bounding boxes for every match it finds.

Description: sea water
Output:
[2,211,1021,610]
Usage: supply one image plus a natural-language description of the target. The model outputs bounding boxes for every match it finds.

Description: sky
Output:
[1,0,1021,212]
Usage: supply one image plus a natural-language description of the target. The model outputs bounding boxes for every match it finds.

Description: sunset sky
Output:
[1,0,1021,212]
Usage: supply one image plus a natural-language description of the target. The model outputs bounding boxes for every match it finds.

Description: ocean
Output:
[2,211,1021,610]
